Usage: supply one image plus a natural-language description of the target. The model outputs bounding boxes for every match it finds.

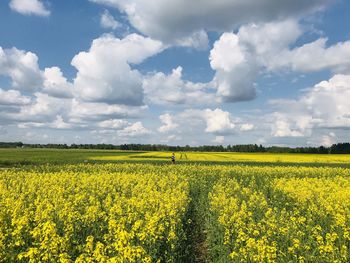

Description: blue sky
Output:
[0,0,350,146]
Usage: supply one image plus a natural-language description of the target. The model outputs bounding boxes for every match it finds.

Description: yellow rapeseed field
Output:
[90,151,350,164]
[1,162,350,262]
[0,164,189,262]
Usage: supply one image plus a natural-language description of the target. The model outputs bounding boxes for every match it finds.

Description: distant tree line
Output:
[1,142,350,154]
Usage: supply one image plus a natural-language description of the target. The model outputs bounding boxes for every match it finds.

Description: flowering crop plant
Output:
[1,163,350,262]
[0,164,189,262]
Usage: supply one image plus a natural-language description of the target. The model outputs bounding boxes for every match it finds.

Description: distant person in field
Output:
[171,152,176,164]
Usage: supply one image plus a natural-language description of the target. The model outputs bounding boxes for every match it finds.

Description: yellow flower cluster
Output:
[274,176,350,261]
[208,165,350,262]
[0,164,189,262]
[209,177,278,262]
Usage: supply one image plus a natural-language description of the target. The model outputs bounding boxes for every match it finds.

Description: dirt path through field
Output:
[181,173,219,262]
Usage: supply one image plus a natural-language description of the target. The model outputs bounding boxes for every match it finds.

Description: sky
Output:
[0,0,350,147]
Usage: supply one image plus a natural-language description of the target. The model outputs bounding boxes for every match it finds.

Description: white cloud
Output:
[209,20,301,102]
[209,31,257,102]
[241,21,350,75]
[6,92,145,131]
[154,108,258,145]
[3,92,72,131]
[71,34,163,105]
[271,112,312,137]
[174,30,209,50]
[236,20,302,72]
[158,113,178,133]
[237,20,302,60]
[15,93,70,123]
[50,115,72,129]
[0,47,74,98]
[240,123,254,131]
[270,74,350,137]
[118,121,150,137]
[204,108,235,134]
[209,19,350,103]
[69,99,146,123]
[210,33,246,72]
[0,47,43,91]
[306,75,350,128]
[98,119,128,129]
[43,67,73,98]
[89,0,331,46]
[213,136,225,144]
[275,38,350,73]
[143,66,216,105]
[9,0,50,16]
[0,89,31,105]
[169,108,243,136]
[100,9,120,30]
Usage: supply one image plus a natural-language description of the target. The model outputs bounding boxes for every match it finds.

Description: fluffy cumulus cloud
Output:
[204,108,235,134]
[2,91,147,133]
[143,66,216,105]
[271,111,312,137]
[0,47,44,91]
[270,74,350,138]
[100,9,120,30]
[306,75,350,128]
[0,47,75,129]
[158,113,178,133]
[9,0,50,16]
[43,67,73,98]
[0,92,72,131]
[210,32,258,102]
[50,115,72,129]
[0,89,31,105]
[71,33,163,105]
[89,0,331,46]
[118,122,150,137]
[0,34,163,135]
[273,38,350,73]
[15,93,70,123]
[209,20,301,102]
[209,19,350,102]
[0,47,74,98]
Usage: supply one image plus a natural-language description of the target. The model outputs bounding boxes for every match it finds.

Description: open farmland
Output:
[1,150,350,262]
[90,151,350,166]
[2,148,350,167]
